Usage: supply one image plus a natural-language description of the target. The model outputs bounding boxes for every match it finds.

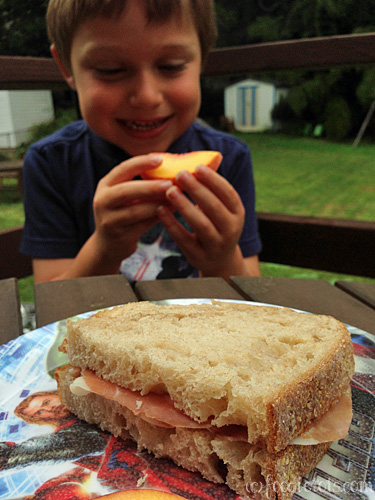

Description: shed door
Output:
[237,85,258,128]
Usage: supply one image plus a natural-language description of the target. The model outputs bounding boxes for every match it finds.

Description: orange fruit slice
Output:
[141,151,222,180]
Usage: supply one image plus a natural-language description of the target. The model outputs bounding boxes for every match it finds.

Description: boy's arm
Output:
[32,231,124,282]
[33,258,76,283]
[32,155,171,283]
[243,255,261,277]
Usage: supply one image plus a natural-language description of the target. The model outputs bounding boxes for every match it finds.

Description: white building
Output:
[0,90,54,148]
[224,79,288,132]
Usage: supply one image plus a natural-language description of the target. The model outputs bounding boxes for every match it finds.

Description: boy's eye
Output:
[95,68,124,77]
[159,63,186,74]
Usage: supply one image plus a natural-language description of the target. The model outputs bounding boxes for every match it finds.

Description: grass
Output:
[0,181,25,228]
[1,132,375,303]
[237,133,375,220]
[235,132,375,285]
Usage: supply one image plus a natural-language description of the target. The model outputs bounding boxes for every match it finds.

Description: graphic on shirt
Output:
[120,220,195,283]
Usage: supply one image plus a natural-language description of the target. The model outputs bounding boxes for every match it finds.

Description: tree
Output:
[0,0,50,57]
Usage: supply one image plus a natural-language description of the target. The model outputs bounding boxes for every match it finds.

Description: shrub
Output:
[271,97,297,122]
[324,97,352,141]
[16,108,77,158]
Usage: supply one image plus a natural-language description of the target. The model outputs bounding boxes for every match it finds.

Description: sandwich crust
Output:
[63,301,354,453]
[56,364,330,500]
[267,335,353,452]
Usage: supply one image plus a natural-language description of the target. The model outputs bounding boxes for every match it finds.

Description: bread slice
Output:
[63,301,354,453]
[56,364,330,500]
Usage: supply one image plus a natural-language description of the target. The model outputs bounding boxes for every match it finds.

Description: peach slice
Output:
[141,151,223,180]
[98,490,185,500]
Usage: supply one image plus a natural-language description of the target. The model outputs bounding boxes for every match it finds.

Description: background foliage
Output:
[0,0,49,57]
[214,0,375,140]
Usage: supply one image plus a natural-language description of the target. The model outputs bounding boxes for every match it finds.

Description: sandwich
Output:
[55,301,354,500]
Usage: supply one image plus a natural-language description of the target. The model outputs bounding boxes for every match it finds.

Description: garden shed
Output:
[0,90,54,148]
[224,79,287,132]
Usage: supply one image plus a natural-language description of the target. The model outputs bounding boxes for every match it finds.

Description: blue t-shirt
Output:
[21,120,261,282]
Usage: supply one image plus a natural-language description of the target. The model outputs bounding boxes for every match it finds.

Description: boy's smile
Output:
[54,0,202,156]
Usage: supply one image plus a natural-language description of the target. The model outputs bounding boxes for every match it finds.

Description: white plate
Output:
[0,300,374,500]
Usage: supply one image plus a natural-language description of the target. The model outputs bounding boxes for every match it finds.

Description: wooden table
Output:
[32,275,375,334]
[1,275,375,500]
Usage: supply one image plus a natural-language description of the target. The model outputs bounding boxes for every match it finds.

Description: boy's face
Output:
[54,0,202,155]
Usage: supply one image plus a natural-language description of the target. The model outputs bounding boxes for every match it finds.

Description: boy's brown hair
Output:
[47,0,217,71]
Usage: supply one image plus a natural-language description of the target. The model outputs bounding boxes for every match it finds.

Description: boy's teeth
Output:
[126,119,165,131]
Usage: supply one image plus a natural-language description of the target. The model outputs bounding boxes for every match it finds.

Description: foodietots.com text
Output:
[245,476,375,499]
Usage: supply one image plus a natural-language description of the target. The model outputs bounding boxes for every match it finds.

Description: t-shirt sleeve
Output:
[21,145,82,258]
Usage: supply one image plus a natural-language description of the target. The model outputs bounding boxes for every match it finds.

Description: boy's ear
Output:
[50,44,77,90]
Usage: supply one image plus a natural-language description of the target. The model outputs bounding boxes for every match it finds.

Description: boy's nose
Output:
[128,71,163,108]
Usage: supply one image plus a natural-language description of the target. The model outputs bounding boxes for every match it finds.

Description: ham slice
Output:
[79,369,211,429]
[70,369,352,445]
[291,389,352,445]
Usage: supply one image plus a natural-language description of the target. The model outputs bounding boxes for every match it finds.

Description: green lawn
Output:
[0,182,25,229]
[234,132,375,285]
[1,132,375,302]
[237,133,375,220]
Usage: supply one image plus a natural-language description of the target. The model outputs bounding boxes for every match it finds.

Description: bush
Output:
[15,108,77,158]
[324,97,352,141]
[271,97,297,122]
[287,86,308,117]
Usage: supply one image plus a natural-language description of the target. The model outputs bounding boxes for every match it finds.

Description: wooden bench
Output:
[0,160,23,194]
[0,226,33,281]
[0,227,32,343]
[2,213,375,283]
[258,213,375,278]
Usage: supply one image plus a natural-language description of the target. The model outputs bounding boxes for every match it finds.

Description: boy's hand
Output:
[156,165,246,279]
[93,155,172,263]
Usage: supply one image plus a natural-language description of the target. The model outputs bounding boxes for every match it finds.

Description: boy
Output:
[21,0,262,284]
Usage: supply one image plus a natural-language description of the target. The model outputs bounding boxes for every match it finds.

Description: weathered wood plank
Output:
[0,56,66,90]
[230,276,375,334]
[258,213,375,278]
[135,277,244,302]
[34,275,137,327]
[204,33,375,75]
[0,278,22,344]
[0,227,33,280]
[335,281,375,310]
